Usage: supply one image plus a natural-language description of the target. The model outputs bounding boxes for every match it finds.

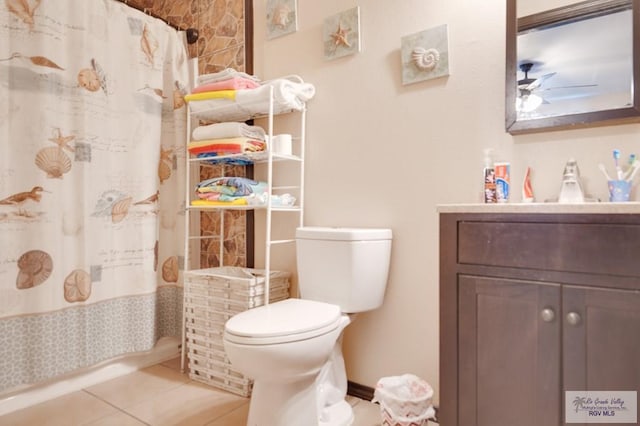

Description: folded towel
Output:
[197,154,254,166]
[192,77,260,94]
[197,68,260,86]
[192,122,266,141]
[191,198,248,206]
[184,90,236,102]
[188,143,242,155]
[188,137,266,155]
[196,177,267,198]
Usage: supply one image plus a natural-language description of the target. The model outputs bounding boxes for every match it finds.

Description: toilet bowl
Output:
[223,227,392,426]
[224,298,353,426]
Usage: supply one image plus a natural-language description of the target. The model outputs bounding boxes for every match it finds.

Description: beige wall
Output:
[252,0,640,403]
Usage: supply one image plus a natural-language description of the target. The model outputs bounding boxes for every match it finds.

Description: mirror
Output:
[506,0,640,134]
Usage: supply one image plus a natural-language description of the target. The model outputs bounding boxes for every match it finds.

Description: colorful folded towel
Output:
[192,77,260,94]
[196,177,267,198]
[187,137,266,155]
[184,90,236,102]
[196,154,254,166]
[191,198,248,206]
[188,144,243,155]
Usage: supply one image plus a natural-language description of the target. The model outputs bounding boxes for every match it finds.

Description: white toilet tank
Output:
[295,227,392,313]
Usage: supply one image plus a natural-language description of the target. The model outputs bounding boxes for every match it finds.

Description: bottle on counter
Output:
[483,148,497,203]
[495,161,511,203]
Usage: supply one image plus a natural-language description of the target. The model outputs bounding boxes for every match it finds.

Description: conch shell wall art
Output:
[401,24,450,85]
[412,47,440,71]
[266,0,298,40]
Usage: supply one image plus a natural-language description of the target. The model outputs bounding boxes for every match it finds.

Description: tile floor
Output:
[0,357,385,426]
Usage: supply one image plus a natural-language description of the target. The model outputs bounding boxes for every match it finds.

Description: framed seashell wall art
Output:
[267,0,298,40]
[323,7,361,60]
[401,24,450,85]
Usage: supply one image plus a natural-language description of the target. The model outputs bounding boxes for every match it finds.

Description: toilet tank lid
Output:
[296,227,392,241]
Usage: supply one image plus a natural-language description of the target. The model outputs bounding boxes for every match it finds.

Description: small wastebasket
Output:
[372,374,435,426]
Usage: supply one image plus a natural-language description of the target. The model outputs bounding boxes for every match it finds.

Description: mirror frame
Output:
[506,0,640,134]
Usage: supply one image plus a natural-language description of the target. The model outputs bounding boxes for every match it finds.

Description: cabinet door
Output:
[459,275,561,426]
[563,285,640,425]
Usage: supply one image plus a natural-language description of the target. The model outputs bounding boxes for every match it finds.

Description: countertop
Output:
[437,202,640,214]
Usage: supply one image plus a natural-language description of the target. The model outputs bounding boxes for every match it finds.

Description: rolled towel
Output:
[270,79,316,108]
[235,78,316,111]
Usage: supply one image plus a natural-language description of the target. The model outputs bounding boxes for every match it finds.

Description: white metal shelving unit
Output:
[180,85,307,371]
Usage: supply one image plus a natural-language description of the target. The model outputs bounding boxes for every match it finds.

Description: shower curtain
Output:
[0,0,189,393]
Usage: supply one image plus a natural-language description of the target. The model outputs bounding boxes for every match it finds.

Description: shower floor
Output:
[0,356,383,425]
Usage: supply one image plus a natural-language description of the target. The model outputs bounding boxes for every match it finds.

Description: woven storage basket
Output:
[184,267,290,397]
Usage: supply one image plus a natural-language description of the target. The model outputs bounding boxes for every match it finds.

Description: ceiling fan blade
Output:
[525,72,557,91]
[542,84,598,91]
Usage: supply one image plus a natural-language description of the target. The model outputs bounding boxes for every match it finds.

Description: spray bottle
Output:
[483,148,497,203]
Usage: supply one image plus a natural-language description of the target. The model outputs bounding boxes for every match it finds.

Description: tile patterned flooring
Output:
[0,357,385,425]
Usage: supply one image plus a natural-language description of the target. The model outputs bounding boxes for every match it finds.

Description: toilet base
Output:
[247,375,319,426]
[246,378,354,426]
[320,400,354,426]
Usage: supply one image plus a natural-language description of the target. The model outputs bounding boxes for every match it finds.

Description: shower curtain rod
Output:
[116,0,199,44]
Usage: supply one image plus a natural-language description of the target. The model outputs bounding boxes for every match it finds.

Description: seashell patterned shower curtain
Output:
[0,0,188,393]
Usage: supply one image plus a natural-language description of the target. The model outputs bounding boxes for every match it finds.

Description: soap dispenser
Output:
[558,158,585,203]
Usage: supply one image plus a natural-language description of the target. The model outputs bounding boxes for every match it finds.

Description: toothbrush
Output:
[613,149,623,180]
[598,163,613,181]
[626,162,640,182]
[623,154,637,180]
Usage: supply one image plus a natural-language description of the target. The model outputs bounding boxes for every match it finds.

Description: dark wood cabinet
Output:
[440,212,640,426]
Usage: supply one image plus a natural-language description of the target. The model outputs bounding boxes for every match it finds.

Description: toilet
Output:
[223,227,392,426]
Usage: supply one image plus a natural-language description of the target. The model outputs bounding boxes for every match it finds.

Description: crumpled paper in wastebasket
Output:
[372,374,435,426]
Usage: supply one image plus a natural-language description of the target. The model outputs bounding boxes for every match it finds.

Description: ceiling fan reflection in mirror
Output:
[516,62,554,112]
[516,62,597,113]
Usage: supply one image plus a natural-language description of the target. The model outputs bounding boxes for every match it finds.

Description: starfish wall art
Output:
[323,7,361,60]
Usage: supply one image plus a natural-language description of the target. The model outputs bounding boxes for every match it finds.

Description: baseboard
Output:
[346,381,439,424]
[347,380,374,401]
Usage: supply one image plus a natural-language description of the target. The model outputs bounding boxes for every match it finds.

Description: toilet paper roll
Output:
[272,134,292,155]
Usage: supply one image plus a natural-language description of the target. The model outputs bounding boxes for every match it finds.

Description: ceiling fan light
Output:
[516,93,543,112]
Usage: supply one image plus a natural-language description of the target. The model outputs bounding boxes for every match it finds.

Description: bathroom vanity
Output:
[439,204,640,426]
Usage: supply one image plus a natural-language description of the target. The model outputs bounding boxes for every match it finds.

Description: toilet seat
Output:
[224,298,342,345]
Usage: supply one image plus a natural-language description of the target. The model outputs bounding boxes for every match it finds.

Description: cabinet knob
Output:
[566,312,581,326]
[540,308,555,322]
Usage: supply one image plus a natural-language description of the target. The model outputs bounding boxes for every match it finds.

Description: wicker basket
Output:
[184,267,290,397]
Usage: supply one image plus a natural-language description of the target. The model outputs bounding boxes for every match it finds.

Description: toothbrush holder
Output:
[608,180,632,202]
